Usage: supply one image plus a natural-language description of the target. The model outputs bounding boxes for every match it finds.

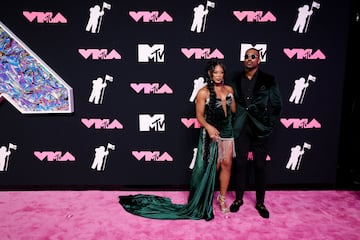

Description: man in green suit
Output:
[229,48,282,218]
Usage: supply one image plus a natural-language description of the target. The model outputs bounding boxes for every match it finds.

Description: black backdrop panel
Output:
[0,1,350,188]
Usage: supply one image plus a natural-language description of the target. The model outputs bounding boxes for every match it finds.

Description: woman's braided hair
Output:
[202,59,226,162]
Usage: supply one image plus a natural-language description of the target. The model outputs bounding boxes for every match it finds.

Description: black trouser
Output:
[233,123,269,204]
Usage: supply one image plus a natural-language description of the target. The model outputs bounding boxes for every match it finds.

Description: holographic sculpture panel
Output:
[0,21,73,114]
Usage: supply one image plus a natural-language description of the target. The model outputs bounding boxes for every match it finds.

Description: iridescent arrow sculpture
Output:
[0,21,73,114]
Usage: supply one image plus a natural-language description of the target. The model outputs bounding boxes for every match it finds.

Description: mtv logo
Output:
[240,43,267,62]
[138,44,165,62]
[139,114,165,131]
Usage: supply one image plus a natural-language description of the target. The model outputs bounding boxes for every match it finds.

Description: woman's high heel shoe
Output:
[217,194,230,216]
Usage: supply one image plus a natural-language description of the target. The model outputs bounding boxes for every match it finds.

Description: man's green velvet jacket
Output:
[229,69,283,139]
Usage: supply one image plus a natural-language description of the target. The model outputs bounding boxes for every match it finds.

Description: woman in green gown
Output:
[119,59,236,221]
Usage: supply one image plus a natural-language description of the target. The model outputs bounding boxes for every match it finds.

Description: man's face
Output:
[244,50,260,70]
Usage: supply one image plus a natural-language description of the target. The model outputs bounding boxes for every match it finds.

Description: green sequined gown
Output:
[118,94,234,221]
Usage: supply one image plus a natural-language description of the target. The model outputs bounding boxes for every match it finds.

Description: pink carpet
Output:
[0,190,359,240]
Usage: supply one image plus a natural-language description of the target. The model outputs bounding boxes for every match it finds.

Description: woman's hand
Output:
[206,125,220,141]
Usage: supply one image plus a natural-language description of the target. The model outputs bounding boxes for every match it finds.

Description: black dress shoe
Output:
[255,203,270,218]
[229,199,243,212]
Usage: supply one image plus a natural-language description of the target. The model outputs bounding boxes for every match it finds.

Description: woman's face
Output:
[210,64,224,84]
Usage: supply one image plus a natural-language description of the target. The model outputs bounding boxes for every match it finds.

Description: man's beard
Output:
[245,65,256,70]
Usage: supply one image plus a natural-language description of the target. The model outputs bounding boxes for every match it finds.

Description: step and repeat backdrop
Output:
[0,1,350,188]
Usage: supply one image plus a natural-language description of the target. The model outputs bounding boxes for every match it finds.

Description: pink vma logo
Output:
[233,11,276,22]
[129,11,173,22]
[81,119,123,129]
[280,118,321,129]
[34,151,75,161]
[23,11,67,23]
[130,83,173,94]
[283,49,326,59]
[132,151,173,161]
[78,49,121,60]
[181,48,224,59]
[181,118,201,128]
